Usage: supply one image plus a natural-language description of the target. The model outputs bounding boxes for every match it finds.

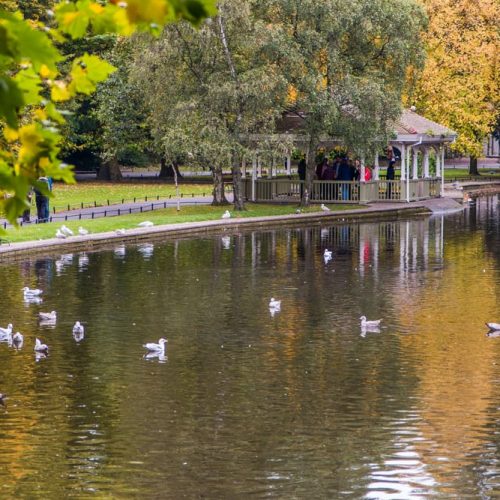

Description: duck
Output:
[55,229,67,239]
[324,249,333,263]
[0,323,13,336]
[22,287,43,297]
[221,210,231,219]
[138,221,154,228]
[360,316,382,328]
[72,321,84,334]
[486,322,500,331]
[60,224,74,236]
[78,226,89,235]
[39,311,57,321]
[143,338,168,353]
[321,203,331,212]
[12,332,23,347]
[34,338,49,353]
[269,297,281,309]
[115,228,126,235]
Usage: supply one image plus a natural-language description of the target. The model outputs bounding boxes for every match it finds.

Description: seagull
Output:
[269,297,281,310]
[12,332,23,347]
[72,321,84,334]
[0,323,13,336]
[39,311,57,321]
[221,210,231,219]
[321,203,331,212]
[138,221,154,227]
[115,228,126,235]
[143,338,168,354]
[55,229,67,239]
[78,226,89,235]
[60,224,74,236]
[34,338,49,353]
[360,316,382,328]
[22,287,42,297]
[486,322,500,331]
[296,208,302,214]
[324,249,332,263]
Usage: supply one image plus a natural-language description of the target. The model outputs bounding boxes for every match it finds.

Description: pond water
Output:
[0,196,499,498]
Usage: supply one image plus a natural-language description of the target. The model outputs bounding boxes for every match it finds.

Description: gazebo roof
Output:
[395,109,457,138]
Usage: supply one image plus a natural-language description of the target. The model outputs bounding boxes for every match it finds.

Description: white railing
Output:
[242,178,441,203]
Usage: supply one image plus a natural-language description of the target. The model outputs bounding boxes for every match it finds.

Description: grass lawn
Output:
[3,203,359,244]
[49,182,214,212]
[443,168,500,180]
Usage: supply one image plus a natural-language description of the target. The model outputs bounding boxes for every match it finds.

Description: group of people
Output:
[298,157,373,183]
[22,177,52,223]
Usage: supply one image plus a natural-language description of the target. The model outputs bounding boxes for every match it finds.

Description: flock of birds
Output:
[54,221,157,240]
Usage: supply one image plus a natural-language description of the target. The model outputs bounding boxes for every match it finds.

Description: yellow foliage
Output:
[408,0,500,157]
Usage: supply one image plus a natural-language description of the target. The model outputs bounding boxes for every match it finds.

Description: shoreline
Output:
[0,198,463,261]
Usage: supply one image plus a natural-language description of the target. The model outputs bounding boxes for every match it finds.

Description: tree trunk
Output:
[232,153,245,211]
[301,137,317,207]
[97,158,123,181]
[211,166,229,205]
[469,156,480,176]
[159,157,183,179]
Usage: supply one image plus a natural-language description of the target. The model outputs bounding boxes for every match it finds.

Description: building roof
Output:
[395,109,457,137]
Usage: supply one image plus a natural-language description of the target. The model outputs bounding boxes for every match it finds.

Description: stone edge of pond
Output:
[0,203,435,261]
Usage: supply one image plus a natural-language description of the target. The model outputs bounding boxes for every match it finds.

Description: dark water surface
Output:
[0,197,499,498]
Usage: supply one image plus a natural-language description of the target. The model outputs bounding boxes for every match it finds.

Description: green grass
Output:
[3,203,359,244]
[443,168,500,180]
[48,181,214,212]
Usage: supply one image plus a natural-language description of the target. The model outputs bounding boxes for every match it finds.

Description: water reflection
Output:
[0,197,499,497]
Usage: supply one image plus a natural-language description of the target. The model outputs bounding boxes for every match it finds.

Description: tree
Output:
[130,0,289,209]
[254,0,427,205]
[407,0,500,175]
[0,0,217,225]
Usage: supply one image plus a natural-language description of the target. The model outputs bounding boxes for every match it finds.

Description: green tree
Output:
[255,0,427,205]
[130,0,289,208]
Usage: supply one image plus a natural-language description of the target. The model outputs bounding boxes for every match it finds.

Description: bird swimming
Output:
[39,311,57,321]
[143,338,168,353]
[269,298,281,309]
[34,338,49,353]
[486,322,500,331]
[0,323,13,336]
[324,249,332,263]
[360,316,382,328]
[12,332,23,344]
[72,321,84,334]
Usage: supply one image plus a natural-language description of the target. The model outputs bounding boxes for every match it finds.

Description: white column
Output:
[412,149,419,179]
[360,155,365,183]
[423,148,430,178]
[271,155,276,178]
[251,155,257,201]
[257,156,262,178]
[400,144,406,202]
[440,146,445,197]
[286,153,291,176]
[374,153,380,180]
[242,157,246,178]
[435,147,441,177]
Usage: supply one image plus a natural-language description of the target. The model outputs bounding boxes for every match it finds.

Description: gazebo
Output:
[241,109,457,203]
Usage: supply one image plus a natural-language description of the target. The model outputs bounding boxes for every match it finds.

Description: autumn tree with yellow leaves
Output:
[407,0,500,174]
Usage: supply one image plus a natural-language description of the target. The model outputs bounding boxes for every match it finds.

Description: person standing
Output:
[35,177,50,223]
[298,156,306,199]
[386,159,396,199]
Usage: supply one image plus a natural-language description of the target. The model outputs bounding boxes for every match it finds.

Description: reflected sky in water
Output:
[0,196,499,498]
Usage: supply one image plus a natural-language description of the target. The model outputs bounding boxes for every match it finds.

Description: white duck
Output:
[143,338,168,353]
[78,226,89,235]
[72,321,84,334]
[22,287,43,297]
[321,203,331,212]
[115,228,126,235]
[360,316,382,328]
[34,338,49,353]
[55,229,67,239]
[486,322,500,331]
[39,311,57,321]
[269,297,281,310]
[221,210,231,219]
[0,323,13,336]
[60,224,74,236]
[324,249,333,263]
[12,332,23,347]
[138,221,154,227]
